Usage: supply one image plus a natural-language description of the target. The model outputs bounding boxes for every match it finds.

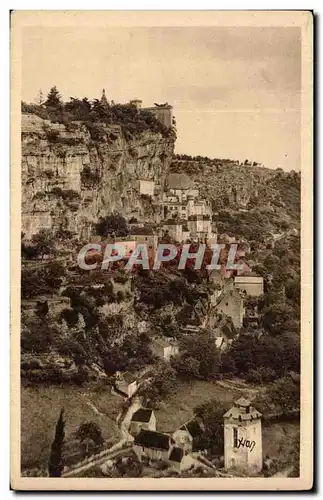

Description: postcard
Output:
[11,10,313,491]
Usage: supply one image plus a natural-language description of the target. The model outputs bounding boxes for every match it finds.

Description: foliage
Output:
[220,333,300,380]
[21,320,60,354]
[103,332,154,374]
[45,86,63,108]
[29,229,55,259]
[139,362,177,405]
[135,270,203,309]
[76,421,104,447]
[50,187,81,203]
[81,166,101,186]
[172,333,221,380]
[48,408,65,477]
[21,261,65,299]
[95,214,129,237]
[22,89,174,138]
[194,399,230,455]
[254,374,300,416]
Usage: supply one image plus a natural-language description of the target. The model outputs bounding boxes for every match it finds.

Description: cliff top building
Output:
[129,99,173,129]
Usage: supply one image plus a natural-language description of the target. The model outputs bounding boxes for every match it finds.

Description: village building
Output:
[172,429,193,455]
[129,226,158,249]
[151,337,179,362]
[143,103,173,128]
[162,219,185,243]
[234,275,264,297]
[179,419,204,452]
[224,397,263,474]
[215,336,228,351]
[161,172,214,242]
[133,429,197,472]
[130,409,156,436]
[180,324,204,335]
[168,448,197,472]
[133,429,173,461]
[114,372,137,398]
[214,288,245,329]
[139,179,155,197]
[187,215,213,240]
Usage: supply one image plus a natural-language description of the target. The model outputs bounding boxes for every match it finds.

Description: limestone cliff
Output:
[22,113,175,239]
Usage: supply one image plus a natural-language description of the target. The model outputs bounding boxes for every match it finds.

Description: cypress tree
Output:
[48,408,65,477]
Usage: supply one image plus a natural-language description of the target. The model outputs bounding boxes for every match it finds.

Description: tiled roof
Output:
[180,420,203,438]
[223,398,262,421]
[169,447,184,463]
[134,430,170,450]
[130,226,155,235]
[166,173,191,190]
[131,408,153,423]
[119,372,137,384]
[236,397,251,407]
[153,337,170,348]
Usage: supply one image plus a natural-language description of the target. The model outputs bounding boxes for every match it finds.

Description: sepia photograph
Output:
[10,10,313,490]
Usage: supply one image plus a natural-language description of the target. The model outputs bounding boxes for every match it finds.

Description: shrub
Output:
[45,129,60,142]
[81,166,100,186]
[95,214,129,237]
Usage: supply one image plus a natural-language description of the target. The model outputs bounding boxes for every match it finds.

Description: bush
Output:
[81,166,100,186]
[45,129,60,142]
[95,214,129,237]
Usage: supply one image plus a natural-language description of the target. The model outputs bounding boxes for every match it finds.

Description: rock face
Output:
[22,113,175,239]
[170,158,277,210]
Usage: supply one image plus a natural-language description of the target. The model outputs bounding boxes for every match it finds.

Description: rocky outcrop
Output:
[22,113,175,239]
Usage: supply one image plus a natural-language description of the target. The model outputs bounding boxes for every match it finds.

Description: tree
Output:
[140,362,177,405]
[45,86,62,108]
[173,333,221,380]
[95,214,129,238]
[194,399,229,455]
[48,409,65,477]
[76,422,104,447]
[31,229,55,259]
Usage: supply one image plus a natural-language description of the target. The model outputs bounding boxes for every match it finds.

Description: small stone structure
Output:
[224,397,263,474]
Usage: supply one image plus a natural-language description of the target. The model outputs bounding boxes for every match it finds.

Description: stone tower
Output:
[100,88,109,107]
[223,397,262,474]
[130,99,142,110]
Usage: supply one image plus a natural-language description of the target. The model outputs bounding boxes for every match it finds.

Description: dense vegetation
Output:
[22,86,174,139]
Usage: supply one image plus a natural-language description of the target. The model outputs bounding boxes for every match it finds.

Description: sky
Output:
[22,26,301,171]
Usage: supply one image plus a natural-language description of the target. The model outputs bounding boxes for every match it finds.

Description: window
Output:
[233,427,238,448]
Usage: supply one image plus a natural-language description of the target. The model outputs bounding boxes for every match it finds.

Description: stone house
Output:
[179,419,204,452]
[168,448,197,472]
[215,289,245,329]
[139,180,155,196]
[143,104,173,128]
[162,219,184,242]
[133,429,173,461]
[130,226,158,249]
[130,409,156,436]
[172,429,193,455]
[165,173,192,201]
[114,372,137,398]
[234,275,264,297]
[151,337,179,362]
